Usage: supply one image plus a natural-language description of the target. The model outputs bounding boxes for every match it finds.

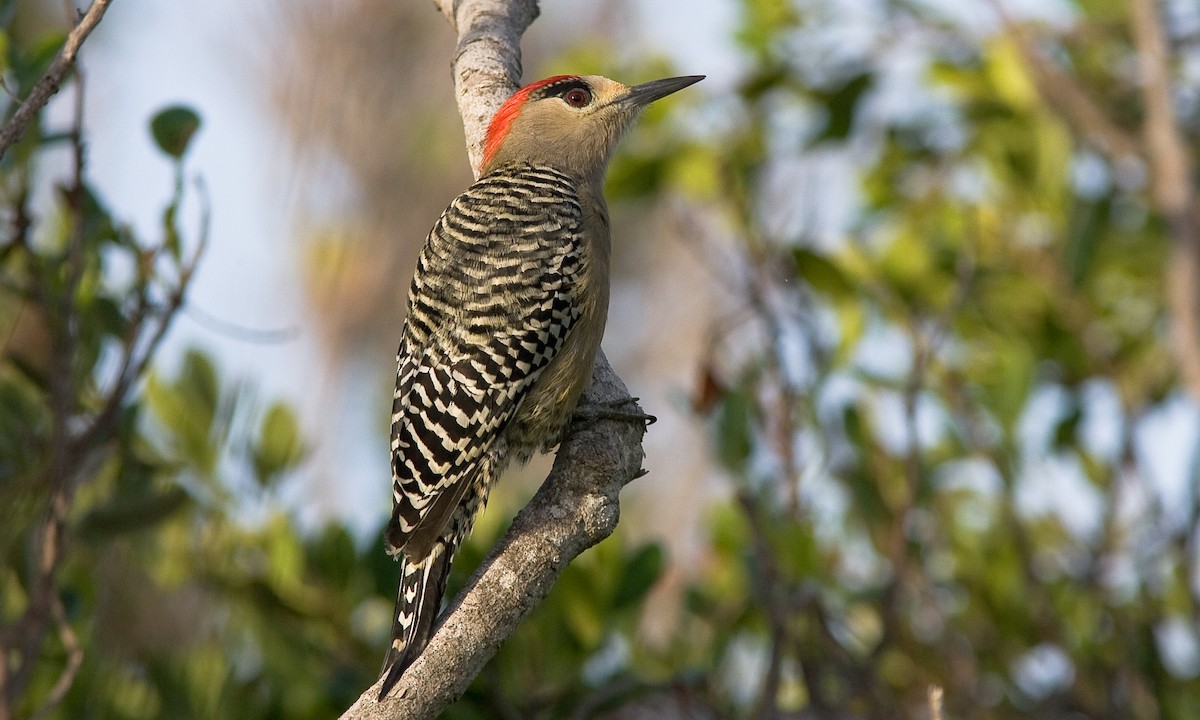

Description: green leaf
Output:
[78,487,190,537]
[162,199,181,259]
[253,402,306,485]
[976,339,1036,432]
[150,105,202,159]
[559,571,605,649]
[1064,197,1108,286]
[1052,398,1082,450]
[793,247,855,301]
[835,301,866,363]
[983,39,1038,111]
[812,73,872,142]
[612,543,664,610]
[89,296,127,339]
[739,62,791,101]
[12,30,65,94]
[768,518,820,578]
[715,386,753,470]
[77,183,118,247]
[0,30,11,78]
[144,350,221,473]
[736,0,799,55]
[606,151,669,200]
[668,144,722,198]
[179,349,219,422]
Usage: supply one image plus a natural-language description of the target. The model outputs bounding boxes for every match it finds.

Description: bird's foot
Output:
[572,397,657,428]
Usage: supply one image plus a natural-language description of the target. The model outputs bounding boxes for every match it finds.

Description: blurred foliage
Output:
[433,0,1200,717]
[562,0,1200,718]
[8,0,1200,719]
[0,11,327,719]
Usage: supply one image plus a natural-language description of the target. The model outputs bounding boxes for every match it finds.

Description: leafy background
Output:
[4,0,1200,718]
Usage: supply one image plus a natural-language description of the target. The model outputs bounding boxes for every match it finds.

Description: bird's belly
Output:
[504,305,606,457]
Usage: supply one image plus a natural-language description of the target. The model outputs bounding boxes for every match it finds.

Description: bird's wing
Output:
[386,165,585,560]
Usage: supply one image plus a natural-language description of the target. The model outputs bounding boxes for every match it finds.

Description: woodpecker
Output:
[378,73,702,699]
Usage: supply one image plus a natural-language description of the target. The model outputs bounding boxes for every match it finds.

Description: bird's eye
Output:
[563,88,592,108]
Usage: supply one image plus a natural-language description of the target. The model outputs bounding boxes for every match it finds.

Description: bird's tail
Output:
[378,540,453,700]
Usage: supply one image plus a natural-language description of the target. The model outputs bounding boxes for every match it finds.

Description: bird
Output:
[378,73,703,700]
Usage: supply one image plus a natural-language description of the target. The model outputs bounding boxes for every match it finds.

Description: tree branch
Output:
[0,0,113,160]
[339,1,651,718]
[432,0,539,176]
[1129,0,1200,398]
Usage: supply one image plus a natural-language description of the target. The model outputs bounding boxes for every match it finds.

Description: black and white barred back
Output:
[379,163,588,697]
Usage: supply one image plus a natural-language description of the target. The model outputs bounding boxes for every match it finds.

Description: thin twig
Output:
[928,685,944,720]
[738,493,786,720]
[28,595,83,720]
[1129,0,1200,398]
[0,0,113,160]
[4,486,69,714]
[2,59,92,714]
[0,77,19,103]
[73,175,209,457]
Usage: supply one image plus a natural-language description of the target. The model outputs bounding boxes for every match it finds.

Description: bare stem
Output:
[1130,0,1200,398]
[0,0,113,160]
[928,685,944,720]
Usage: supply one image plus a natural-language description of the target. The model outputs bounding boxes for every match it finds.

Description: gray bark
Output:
[433,0,540,177]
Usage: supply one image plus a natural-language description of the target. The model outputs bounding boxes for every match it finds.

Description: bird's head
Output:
[480,74,704,180]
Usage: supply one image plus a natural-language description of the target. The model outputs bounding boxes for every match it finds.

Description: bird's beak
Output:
[618,75,705,109]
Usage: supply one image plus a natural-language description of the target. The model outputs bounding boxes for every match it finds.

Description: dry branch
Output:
[433,0,539,177]
[0,0,113,160]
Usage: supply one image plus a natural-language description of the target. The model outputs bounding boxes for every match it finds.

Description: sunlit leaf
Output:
[559,572,604,649]
[983,38,1038,111]
[668,144,722,198]
[252,402,307,486]
[179,349,219,424]
[0,30,10,78]
[736,0,799,54]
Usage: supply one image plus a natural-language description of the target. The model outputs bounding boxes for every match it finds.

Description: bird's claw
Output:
[572,398,656,428]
